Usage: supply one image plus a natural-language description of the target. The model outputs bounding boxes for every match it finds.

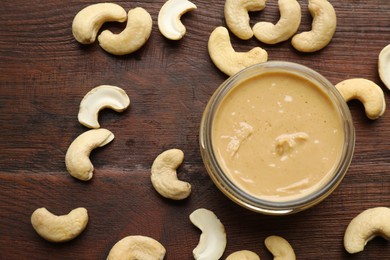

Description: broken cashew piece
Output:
[225,0,267,40]
[344,207,390,254]
[72,3,127,44]
[65,128,114,181]
[253,0,301,44]
[98,7,152,55]
[335,78,386,120]
[208,26,268,76]
[226,250,260,260]
[151,149,191,200]
[378,44,390,90]
[78,85,130,129]
[158,0,197,40]
[190,208,227,260]
[107,235,166,260]
[31,207,88,243]
[291,0,336,52]
[265,235,296,260]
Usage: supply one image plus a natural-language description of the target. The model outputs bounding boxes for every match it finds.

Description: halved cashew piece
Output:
[208,26,268,76]
[98,7,152,55]
[335,78,386,120]
[225,0,267,40]
[253,0,301,44]
[31,207,88,243]
[265,235,296,260]
[107,235,166,260]
[190,208,227,260]
[72,3,127,44]
[151,149,191,200]
[378,44,390,90]
[291,0,336,52]
[158,0,197,40]
[344,207,390,254]
[78,85,130,129]
[65,128,114,181]
[226,250,260,260]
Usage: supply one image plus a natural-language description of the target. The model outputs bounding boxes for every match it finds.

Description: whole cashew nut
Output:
[189,208,227,260]
[158,0,197,40]
[378,44,390,90]
[65,128,115,181]
[253,0,301,44]
[224,0,267,40]
[78,85,130,129]
[151,148,191,200]
[226,250,260,260]
[208,26,268,76]
[31,207,88,243]
[107,235,166,260]
[335,78,386,120]
[72,3,127,44]
[291,0,336,52]
[265,235,296,260]
[344,207,390,254]
[98,7,152,55]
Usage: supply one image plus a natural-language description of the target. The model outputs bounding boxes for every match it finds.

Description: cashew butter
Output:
[212,71,345,202]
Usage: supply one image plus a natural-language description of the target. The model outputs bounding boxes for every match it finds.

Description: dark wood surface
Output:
[1,0,390,259]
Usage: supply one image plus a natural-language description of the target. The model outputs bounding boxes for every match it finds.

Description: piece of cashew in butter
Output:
[208,26,268,76]
[72,3,127,44]
[107,235,166,260]
[190,208,227,260]
[98,7,152,55]
[265,235,296,260]
[158,0,197,40]
[151,148,191,200]
[344,207,390,254]
[78,85,130,129]
[253,0,301,44]
[291,0,336,52]
[378,44,390,90]
[335,78,386,120]
[226,250,260,260]
[31,207,88,243]
[65,128,114,181]
[225,0,267,40]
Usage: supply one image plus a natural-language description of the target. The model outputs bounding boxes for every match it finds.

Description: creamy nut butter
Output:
[212,71,344,202]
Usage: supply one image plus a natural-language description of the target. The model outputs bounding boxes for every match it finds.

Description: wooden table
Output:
[1,0,389,259]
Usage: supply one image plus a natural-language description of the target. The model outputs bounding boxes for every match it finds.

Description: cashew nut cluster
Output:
[265,235,296,260]
[208,26,268,76]
[378,44,390,90]
[190,208,227,260]
[31,207,88,243]
[335,78,386,120]
[158,0,197,40]
[344,207,390,254]
[78,85,130,129]
[151,148,191,200]
[226,250,260,260]
[65,128,115,181]
[107,235,166,260]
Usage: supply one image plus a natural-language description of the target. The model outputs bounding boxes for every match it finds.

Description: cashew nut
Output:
[78,85,130,129]
[189,208,227,260]
[107,235,166,260]
[265,235,296,260]
[378,44,390,90]
[335,78,386,120]
[151,149,191,200]
[158,0,197,40]
[98,7,152,55]
[344,207,390,254]
[253,0,301,44]
[31,207,88,243]
[224,0,267,40]
[72,3,127,44]
[208,26,268,76]
[291,0,336,52]
[65,128,114,181]
[226,250,260,260]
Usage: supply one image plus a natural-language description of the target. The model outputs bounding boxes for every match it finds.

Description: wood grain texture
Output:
[1,0,390,259]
